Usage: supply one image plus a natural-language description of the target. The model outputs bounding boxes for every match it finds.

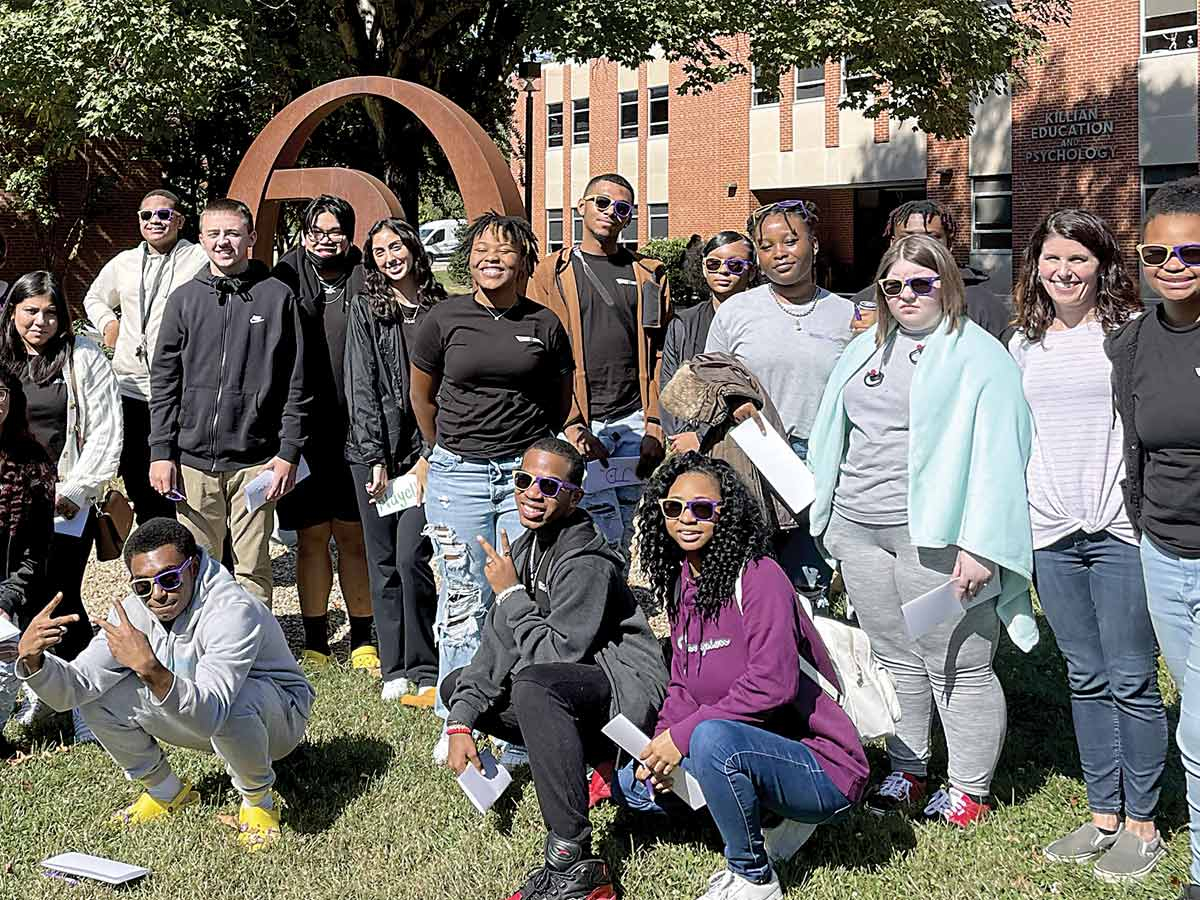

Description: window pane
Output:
[620,211,639,246]
[796,82,825,101]
[547,103,563,148]
[573,99,589,144]
[649,204,668,239]
[973,232,1012,251]
[974,196,1013,229]
[1146,0,1195,18]
[573,211,583,243]
[547,210,563,243]
[1144,25,1198,53]
[649,85,669,135]
[620,90,638,140]
[1145,163,1200,186]
[973,176,1012,194]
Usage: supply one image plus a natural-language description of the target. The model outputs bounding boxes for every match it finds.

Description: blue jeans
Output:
[1034,531,1167,820]
[423,445,524,718]
[577,407,645,557]
[614,720,850,882]
[1141,534,1200,883]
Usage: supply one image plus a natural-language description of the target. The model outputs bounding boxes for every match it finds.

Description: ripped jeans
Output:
[576,406,646,559]
[423,445,524,718]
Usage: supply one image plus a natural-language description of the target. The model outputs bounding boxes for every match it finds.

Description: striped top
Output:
[1009,321,1136,548]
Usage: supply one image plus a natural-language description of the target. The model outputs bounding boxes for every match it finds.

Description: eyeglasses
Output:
[659,497,722,522]
[703,257,753,275]
[878,275,941,297]
[129,556,195,598]
[306,227,348,244]
[750,199,815,224]
[0,388,9,402]
[138,208,175,223]
[1136,243,1200,268]
[513,470,580,498]
[582,195,635,222]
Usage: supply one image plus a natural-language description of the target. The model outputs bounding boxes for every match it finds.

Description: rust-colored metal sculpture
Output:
[228,77,524,261]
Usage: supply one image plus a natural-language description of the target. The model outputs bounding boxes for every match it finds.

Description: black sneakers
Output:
[505,833,615,900]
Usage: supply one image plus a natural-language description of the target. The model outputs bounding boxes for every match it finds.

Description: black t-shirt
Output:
[411,295,574,460]
[22,363,68,465]
[572,250,642,420]
[1133,306,1200,556]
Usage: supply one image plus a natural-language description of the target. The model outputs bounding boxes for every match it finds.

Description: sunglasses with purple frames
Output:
[129,556,196,598]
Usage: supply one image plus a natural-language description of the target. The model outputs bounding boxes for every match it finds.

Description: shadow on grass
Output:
[271,733,395,834]
[275,610,348,657]
[490,767,535,837]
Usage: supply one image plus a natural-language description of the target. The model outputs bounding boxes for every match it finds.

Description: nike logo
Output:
[515,335,543,346]
[250,315,265,324]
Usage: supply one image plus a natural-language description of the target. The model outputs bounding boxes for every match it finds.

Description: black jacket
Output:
[659,300,717,435]
[852,265,1013,342]
[149,260,309,472]
[343,295,427,472]
[1103,314,1148,539]
[0,454,53,625]
[272,247,365,463]
[447,510,668,733]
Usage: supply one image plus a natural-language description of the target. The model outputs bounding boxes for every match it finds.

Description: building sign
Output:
[1025,106,1116,164]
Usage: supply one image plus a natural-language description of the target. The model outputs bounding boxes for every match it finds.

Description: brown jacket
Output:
[528,247,671,441]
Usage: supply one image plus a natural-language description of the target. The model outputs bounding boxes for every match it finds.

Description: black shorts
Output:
[275,459,362,530]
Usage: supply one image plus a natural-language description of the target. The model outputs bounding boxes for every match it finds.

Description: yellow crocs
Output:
[300,649,331,671]
[349,645,381,672]
[111,782,199,827]
[237,803,282,852]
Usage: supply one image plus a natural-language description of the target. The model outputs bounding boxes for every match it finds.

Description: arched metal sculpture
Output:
[228,76,524,261]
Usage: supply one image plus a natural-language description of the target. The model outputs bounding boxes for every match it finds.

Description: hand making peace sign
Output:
[100,600,159,676]
[16,593,80,672]
[476,530,519,595]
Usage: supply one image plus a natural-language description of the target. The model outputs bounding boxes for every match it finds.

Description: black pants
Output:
[350,463,437,687]
[48,510,95,661]
[120,396,175,524]
[441,662,614,848]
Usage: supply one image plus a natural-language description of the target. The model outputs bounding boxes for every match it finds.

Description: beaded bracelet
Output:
[495,584,523,604]
[445,726,472,737]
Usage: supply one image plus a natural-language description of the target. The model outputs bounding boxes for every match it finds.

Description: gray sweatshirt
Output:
[18,553,314,741]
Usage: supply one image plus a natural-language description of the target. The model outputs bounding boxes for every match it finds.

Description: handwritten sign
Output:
[375,474,421,517]
[583,456,641,494]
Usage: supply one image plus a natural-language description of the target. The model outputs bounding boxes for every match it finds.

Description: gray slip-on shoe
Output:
[1043,822,1121,864]
[1092,829,1166,883]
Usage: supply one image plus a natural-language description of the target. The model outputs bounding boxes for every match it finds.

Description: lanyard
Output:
[574,251,625,309]
[137,244,176,363]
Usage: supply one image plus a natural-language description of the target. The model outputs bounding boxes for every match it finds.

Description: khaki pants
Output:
[179,464,275,605]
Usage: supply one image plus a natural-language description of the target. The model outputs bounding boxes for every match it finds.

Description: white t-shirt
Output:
[1009,322,1135,548]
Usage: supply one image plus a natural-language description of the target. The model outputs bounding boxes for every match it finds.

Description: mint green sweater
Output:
[808,318,1038,652]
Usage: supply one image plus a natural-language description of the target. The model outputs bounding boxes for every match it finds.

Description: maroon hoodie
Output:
[655,557,869,803]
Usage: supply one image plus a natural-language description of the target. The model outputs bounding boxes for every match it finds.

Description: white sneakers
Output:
[431,733,449,766]
[380,678,409,702]
[696,868,782,900]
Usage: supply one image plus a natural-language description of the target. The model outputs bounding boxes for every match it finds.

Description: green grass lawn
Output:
[0,617,1190,899]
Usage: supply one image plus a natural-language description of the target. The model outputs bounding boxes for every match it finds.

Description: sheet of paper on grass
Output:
[0,612,19,654]
[602,714,706,810]
[457,749,512,814]
[244,457,311,514]
[375,474,421,518]
[53,509,88,538]
[729,419,815,514]
[41,853,150,886]
[901,575,1002,639]
[583,456,641,494]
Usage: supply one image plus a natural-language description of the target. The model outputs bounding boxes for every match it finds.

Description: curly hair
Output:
[360,218,447,320]
[1014,209,1140,343]
[633,452,773,622]
[883,199,958,247]
[460,211,540,279]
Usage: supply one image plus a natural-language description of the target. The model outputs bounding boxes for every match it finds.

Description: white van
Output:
[419,219,466,260]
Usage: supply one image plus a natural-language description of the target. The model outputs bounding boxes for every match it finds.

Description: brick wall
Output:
[926,138,971,264]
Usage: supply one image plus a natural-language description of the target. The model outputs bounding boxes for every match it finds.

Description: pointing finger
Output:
[113,601,133,627]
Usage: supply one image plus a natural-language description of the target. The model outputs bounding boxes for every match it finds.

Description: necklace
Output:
[771,285,820,331]
[864,333,925,388]
[398,301,419,325]
[476,297,516,321]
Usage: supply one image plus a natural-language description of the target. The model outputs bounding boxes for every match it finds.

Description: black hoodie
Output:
[447,509,668,734]
[149,260,309,472]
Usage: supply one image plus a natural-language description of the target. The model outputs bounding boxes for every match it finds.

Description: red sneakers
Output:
[865,771,926,816]
[923,786,990,827]
[587,761,614,809]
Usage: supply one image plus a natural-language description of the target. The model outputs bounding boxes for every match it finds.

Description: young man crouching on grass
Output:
[15,518,314,851]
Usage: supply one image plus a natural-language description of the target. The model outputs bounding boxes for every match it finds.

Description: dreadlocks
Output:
[883,200,958,246]
[747,200,820,244]
[460,211,540,278]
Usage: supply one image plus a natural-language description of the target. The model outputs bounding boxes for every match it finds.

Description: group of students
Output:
[0,168,1198,900]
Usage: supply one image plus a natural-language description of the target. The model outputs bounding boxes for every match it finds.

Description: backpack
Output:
[735,571,900,742]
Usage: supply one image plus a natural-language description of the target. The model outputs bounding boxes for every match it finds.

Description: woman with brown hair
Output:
[1009,210,1167,881]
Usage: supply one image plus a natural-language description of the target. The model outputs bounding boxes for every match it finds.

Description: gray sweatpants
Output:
[824,511,1006,796]
[82,672,308,799]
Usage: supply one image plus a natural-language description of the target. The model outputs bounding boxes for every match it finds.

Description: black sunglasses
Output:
[138,208,175,223]
[704,257,753,275]
[1137,243,1200,268]
[130,556,195,598]
[878,275,941,298]
[514,470,580,498]
[583,195,634,221]
[659,497,722,522]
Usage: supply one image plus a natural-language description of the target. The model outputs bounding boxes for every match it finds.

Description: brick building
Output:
[509,0,1200,295]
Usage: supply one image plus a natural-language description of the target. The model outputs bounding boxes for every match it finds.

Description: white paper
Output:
[0,613,19,656]
[582,456,641,494]
[901,576,1002,639]
[601,714,706,810]
[41,853,150,886]
[456,749,512,814]
[729,419,815,514]
[53,509,88,538]
[374,474,421,517]
[244,456,311,514]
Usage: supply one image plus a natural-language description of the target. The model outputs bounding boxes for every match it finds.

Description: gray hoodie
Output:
[18,552,314,741]
[448,510,667,734]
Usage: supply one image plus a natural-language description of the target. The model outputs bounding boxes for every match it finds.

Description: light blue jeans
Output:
[577,407,646,557]
[1140,534,1200,883]
[423,445,524,718]
[0,658,17,732]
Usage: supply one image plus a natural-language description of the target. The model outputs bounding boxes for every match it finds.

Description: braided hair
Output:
[360,218,446,320]
[460,211,540,279]
[633,452,773,622]
[883,200,958,246]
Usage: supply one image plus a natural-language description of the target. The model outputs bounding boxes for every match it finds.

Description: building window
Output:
[619,206,639,250]
[751,65,780,106]
[795,64,825,102]
[547,102,563,148]
[1143,0,1198,53]
[841,56,875,97]
[971,175,1013,251]
[572,209,584,245]
[619,90,638,140]
[572,99,590,145]
[649,85,669,136]
[547,209,564,253]
[649,204,669,239]
[1143,163,1200,214]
